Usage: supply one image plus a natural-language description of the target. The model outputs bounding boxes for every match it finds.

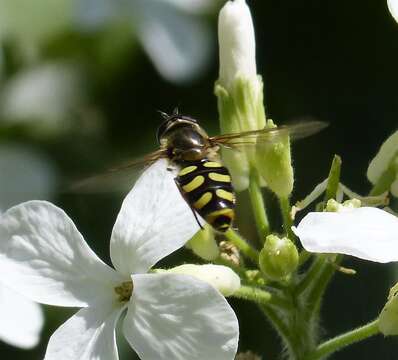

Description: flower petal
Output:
[0,284,43,349]
[110,159,200,275]
[293,207,398,262]
[0,201,124,307]
[388,0,398,23]
[44,301,125,360]
[134,0,212,83]
[123,273,238,360]
[218,0,257,91]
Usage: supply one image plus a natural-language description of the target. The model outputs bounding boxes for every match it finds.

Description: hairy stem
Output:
[306,319,380,360]
[279,195,295,239]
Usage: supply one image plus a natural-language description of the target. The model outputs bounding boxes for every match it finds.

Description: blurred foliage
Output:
[0,0,397,359]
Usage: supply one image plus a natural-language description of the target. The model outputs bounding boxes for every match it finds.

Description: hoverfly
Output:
[76,109,327,232]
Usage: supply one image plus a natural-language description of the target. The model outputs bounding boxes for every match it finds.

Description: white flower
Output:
[218,0,257,92]
[0,63,83,133]
[76,0,214,83]
[0,143,57,349]
[0,285,44,349]
[388,0,398,23]
[293,207,398,263]
[0,159,239,360]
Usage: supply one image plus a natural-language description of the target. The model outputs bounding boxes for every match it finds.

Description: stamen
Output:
[114,281,133,302]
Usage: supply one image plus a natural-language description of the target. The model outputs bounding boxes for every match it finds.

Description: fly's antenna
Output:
[157,110,170,120]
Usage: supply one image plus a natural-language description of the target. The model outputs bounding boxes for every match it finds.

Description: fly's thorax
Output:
[157,115,211,162]
[176,159,236,232]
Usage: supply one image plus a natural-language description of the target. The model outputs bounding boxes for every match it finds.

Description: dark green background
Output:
[0,0,397,359]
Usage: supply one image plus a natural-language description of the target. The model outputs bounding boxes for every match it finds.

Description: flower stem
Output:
[233,285,272,305]
[279,196,294,239]
[235,285,293,309]
[225,229,259,264]
[306,256,342,311]
[295,255,325,295]
[248,168,270,239]
[306,319,380,360]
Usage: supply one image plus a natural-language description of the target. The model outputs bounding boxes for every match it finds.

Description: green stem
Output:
[225,229,259,264]
[248,168,270,239]
[295,255,325,295]
[306,319,380,360]
[298,250,312,267]
[233,285,272,305]
[306,256,342,314]
[235,285,293,309]
[279,196,294,239]
[259,305,293,351]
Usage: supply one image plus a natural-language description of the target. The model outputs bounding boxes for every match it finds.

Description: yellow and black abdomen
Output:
[175,159,236,232]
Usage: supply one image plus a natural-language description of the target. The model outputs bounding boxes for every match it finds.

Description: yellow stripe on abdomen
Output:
[193,192,213,210]
[182,175,205,193]
[203,161,222,168]
[216,189,235,202]
[208,172,231,182]
[178,165,197,176]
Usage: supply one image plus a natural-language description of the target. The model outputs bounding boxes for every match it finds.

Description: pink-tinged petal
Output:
[123,273,238,360]
[0,284,43,349]
[44,301,125,360]
[110,159,200,275]
[0,201,124,307]
[293,207,398,262]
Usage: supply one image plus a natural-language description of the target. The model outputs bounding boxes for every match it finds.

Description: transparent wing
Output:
[67,149,168,194]
[210,120,328,148]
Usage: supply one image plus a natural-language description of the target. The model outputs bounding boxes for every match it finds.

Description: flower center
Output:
[114,281,133,302]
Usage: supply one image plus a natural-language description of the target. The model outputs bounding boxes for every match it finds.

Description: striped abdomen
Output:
[175,159,235,232]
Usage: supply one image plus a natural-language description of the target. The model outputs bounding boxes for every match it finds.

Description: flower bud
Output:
[215,0,266,191]
[324,198,361,212]
[168,264,241,297]
[367,130,398,197]
[255,119,294,197]
[218,0,257,92]
[259,235,299,281]
[186,224,219,261]
[379,283,398,335]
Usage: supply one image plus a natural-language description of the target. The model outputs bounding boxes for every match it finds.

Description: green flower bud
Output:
[324,198,362,212]
[255,119,294,197]
[379,283,398,336]
[168,264,241,297]
[259,234,299,281]
[186,224,219,261]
